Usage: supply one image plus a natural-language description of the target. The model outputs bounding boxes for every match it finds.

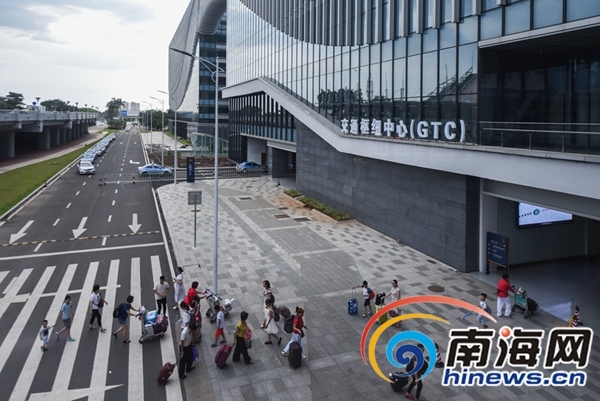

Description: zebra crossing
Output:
[0,256,184,401]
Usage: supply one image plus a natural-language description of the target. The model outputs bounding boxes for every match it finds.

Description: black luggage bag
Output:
[288,341,302,369]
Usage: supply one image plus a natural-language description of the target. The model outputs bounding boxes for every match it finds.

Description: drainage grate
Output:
[239,197,252,200]
[426,259,437,264]
[428,285,445,293]
[278,207,289,210]
[294,217,310,222]
[274,214,289,219]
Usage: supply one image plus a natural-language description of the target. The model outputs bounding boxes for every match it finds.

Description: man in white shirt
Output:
[154,276,170,315]
[179,324,195,379]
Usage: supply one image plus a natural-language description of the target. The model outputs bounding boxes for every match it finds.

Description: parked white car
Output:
[78,161,96,175]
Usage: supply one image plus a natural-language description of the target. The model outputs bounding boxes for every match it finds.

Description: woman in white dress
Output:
[264,298,282,345]
[173,267,185,309]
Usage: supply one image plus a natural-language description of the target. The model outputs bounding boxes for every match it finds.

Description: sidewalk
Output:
[157,177,600,401]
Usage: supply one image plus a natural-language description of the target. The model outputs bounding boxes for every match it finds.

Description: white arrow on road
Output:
[128,213,142,234]
[72,217,88,238]
[130,160,140,164]
[9,220,34,243]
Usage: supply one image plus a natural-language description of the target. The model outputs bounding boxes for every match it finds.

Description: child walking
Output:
[39,320,52,352]
[211,304,227,347]
[264,299,282,345]
[477,293,491,329]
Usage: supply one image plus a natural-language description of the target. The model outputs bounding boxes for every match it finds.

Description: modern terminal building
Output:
[171,0,600,325]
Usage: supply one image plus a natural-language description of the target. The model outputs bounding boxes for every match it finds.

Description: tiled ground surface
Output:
[157,177,600,401]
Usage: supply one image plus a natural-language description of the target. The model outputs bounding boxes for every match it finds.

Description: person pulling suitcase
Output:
[282,307,309,366]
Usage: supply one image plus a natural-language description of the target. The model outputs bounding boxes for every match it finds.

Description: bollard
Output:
[435,343,444,368]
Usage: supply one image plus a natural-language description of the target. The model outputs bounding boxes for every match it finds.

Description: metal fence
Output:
[101,167,265,183]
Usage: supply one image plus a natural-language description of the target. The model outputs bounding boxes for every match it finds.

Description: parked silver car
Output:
[78,161,96,175]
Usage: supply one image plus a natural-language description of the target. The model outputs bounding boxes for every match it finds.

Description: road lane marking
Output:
[52,262,98,391]
[108,215,112,222]
[34,243,42,252]
[0,242,165,261]
[129,257,143,401]
[72,216,88,239]
[83,182,86,186]
[0,271,8,287]
[115,189,118,194]
[8,264,76,401]
[0,266,55,377]
[53,219,60,226]
[102,237,107,246]
[76,191,80,196]
[9,220,34,244]
[112,200,115,206]
[66,203,71,209]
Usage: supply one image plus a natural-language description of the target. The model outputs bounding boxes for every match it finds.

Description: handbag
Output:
[300,329,305,338]
[245,339,252,349]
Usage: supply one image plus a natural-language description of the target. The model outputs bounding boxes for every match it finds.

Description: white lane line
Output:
[52,262,98,391]
[53,219,60,226]
[2,277,17,295]
[83,182,86,186]
[0,266,56,377]
[115,189,118,194]
[66,203,71,209]
[8,264,76,401]
[0,221,5,227]
[102,237,107,246]
[87,260,119,401]
[0,242,164,261]
[108,215,112,223]
[1,269,31,298]
[34,243,43,253]
[129,257,143,401]
[150,255,181,401]
[0,271,8,287]
[76,191,80,196]
[112,200,115,206]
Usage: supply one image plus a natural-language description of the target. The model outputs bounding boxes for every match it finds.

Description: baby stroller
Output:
[512,288,538,319]
[138,306,169,343]
[204,289,234,324]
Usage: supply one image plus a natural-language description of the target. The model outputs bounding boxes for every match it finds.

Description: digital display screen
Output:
[518,202,573,227]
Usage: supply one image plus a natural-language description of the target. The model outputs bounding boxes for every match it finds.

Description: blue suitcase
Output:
[348,289,358,315]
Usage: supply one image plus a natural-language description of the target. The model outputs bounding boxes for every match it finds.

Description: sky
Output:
[0,0,190,111]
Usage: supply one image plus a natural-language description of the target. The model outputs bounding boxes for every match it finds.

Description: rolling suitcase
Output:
[215,344,232,369]
[390,373,409,392]
[288,341,302,369]
[376,304,388,324]
[348,289,358,315]
[157,362,175,386]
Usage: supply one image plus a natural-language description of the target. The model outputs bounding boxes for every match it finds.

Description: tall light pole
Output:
[150,96,165,166]
[142,101,152,145]
[170,47,225,295]
[158,89,177,184]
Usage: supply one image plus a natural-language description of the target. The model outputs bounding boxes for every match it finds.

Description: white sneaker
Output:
[302,355,306,360]
[282,351,288,355]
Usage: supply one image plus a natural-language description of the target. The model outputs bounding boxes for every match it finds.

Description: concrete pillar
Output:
[37,128,51,150]
[0,131,16,158]
[50,128,60,146]
[60,128,66,144]
[270,147,287,178]
[73,124,79,138]
[66,128,72,142]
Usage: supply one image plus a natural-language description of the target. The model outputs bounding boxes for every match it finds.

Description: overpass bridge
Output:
[0,110,98,158]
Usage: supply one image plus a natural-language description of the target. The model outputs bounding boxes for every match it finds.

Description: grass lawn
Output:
[0,144,97,217]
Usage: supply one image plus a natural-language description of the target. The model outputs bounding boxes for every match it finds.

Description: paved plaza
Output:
[157,177,600,401]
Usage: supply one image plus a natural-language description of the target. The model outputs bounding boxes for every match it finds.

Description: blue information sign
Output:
[486,232,509,268]
[186,157,195,183]
[121,110,127,117]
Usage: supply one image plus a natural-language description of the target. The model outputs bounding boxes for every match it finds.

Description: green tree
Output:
[105,97,125,119]
[2,92,25,109]
[40,99,70,111]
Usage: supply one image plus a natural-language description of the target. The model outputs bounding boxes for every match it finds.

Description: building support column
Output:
[37,128,51,150]
[50,128,60,147]
[66,128,72,142]
[0,131,16,158]
[60,128,66,144]
[269,146,287,178]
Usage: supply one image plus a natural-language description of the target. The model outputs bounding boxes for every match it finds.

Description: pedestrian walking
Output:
[179,323,196,379]
[477,293,491,329]
[232,311,254,365]
[211,304,227,347]
[384,279,402,327]
[496,273,515,317]
[261,280,274,328]
[112,295,138,343]
[154,275,170,315]
[282,307,308,358]
[264,298,282,346]
[180,301,191,330]
[39,320,52,352]
[172,267,185,310]
[352,281,374,317]
[189,297,202,344]
[184,281,204,308]
[55,295,76,342]
[88,284,107,332]
[405,344,427,401]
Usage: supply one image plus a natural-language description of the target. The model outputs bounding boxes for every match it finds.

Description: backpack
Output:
[277,305,291,320]
[113,303,124,318]
[284,315,295,334]
[272,306,280,322]
[95,293,105,309]
[368,287,375,299]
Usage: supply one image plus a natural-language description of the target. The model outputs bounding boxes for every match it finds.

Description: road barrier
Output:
[102,167,265,183]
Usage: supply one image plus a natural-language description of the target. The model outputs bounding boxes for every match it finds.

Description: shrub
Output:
[284,189,303,198]
[298,197,351,221]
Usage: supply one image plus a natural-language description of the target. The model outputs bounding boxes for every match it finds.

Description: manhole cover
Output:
[274,214,289,219]
[239,197,252,200]
[294,217,310,222]
[428,285,445,293]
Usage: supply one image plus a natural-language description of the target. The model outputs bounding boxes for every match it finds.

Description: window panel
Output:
[458,16,478,44]
[505,0,530,35]
[422,51,438,96]
[567,0,600,21]
[480,8,502,40]
[407,55,422,98]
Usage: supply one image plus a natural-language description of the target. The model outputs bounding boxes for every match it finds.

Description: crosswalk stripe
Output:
[0,266,55,377]
[128,257,144,400]
[51,262,99,391]
[9,264,77,401]
[88,260,119,401]
[0,270,9,288]
[150,255,182,401]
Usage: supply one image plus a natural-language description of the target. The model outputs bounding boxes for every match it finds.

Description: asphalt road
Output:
[0,127,184,401]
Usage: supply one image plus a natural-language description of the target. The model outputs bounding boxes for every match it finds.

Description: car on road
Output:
[235,161,267,173]
[77,161,96,175]
[138,163,174,176]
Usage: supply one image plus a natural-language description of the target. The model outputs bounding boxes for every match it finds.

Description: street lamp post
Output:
[150,96,165,166]
[170,47,225,295]
[158,90,177,184]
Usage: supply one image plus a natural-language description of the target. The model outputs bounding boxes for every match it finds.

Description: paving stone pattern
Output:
[157,177,600,401]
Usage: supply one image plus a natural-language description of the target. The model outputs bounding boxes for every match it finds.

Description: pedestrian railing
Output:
[101,167,265,183]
